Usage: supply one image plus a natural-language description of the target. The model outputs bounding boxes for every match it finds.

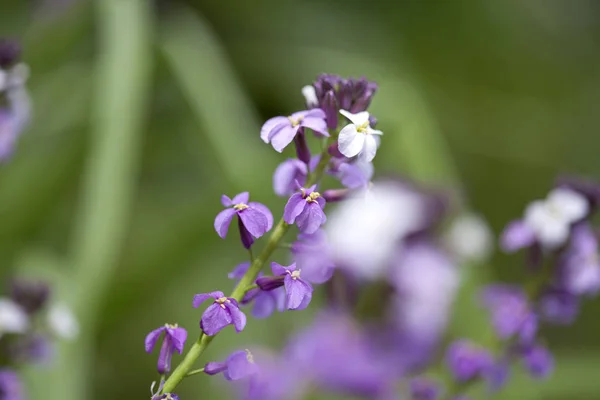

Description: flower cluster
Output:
[0,278,79,399]
[144,73,599,400]
[0,38,30,161]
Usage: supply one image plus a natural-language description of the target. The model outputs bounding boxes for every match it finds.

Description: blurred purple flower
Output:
[520,345,554,379]
[205,349,259,381]
[446,340,494,382]
[291,230,335,284]
[9,278,50,314]
[145,323,187,374]
[260,109,328,152]
[214,192,273,249]
[229,262,285,319]
[410,377,441,400]
[538,288,579,325]
[481,285,537,343]
[0,369,23,400]
[284,184,326,234]
[558,223,600,296]
[193,291,246,336]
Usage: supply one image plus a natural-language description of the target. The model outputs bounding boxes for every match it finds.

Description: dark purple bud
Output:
[322,90,338,130]
[0,39,21,68]
[293,129,311,164]
[204,361,228,375]
[368,115,378,128]
[328,141,346,158]
[322,189,350,203]
[9,279,51,314]
[521,345,553,379]
[241,287,261,305]
[238,217,255,249]
[256,275,285,291]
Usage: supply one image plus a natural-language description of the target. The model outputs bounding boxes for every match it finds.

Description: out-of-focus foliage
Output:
[1,0,600,399]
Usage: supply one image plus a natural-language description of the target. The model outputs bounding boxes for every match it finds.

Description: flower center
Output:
[216,297,231,309]
[289,270,301,280]
[288,115,303,127]
[356,121,370,134]
[305,192,321,203]
[245,349,255,363]
[165,323,179,329]
[233,203,249,211]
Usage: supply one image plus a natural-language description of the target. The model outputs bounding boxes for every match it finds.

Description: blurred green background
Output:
[2,0,600,399]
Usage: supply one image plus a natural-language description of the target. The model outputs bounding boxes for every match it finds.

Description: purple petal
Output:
[225,350,259,380]
[300,116,329,136]
[522,345,554,379]
[252,290,283,319]
[228,262,251,280]
[249,202,273,232]
[284,275,313,310]
[221,194,233,207]
[316,196,326,209]
[144,327,165,353]
[157,335,174,374]
[270,125,300,152]
[204,361,228,375]
[501,220,536,252]
[242,287,261,304]
[256,276,285,291]
[273,159,308,197]
[214,208,237,239]
[260,116,289,143]
[283,193,306,224]
[271,262,289,276]
[167,327,187,353]
[193,291,224,308]
[295,203,326,234]
[239,208,268,238]
[225,302,247,333]
[238,218,255,249]
[201,304,233,336]
[231,192,250,205]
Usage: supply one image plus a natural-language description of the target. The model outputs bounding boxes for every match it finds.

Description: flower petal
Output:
[225,350,258,380]
[358,134,378,163]
[300,117,329,136]
[249,202,273,232]
[270,125,300,152]
[157,335,174,374]
[340,109,370,126]
[228,262,251,280]
[168,327,188,353]
[144,326,165,353]
[260,116,289,143]
[284,275,313,310]
[295,203,326,234]
[501,220,536,252]
[239,208,268,238]
[192,291,224,308]
[338,124,364,158]
[252,292,278,319]
[273,159,308,197]
[283,193,307,224]
[231,192,250,205]
[271,262,289,276]
[204,361,228,375]
[214,208,237,239]
[221,194,233,207]
[225,302,247,333]
[201,304,233,336]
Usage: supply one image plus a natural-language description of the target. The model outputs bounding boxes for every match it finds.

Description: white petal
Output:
[548,188,588,223]
[338,124,364,157]
[358,135,378,163]
[524,201,551,230]
[339,109,370,126]
[445,213,493,262]
[0,298,28,334]
[301,85,318,108]
[537,218,570,248]
[0,70,7,92]
[48,303,79,340]
[366,127,383,135]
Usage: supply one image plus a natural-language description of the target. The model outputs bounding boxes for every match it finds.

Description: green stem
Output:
[161,149,332,394]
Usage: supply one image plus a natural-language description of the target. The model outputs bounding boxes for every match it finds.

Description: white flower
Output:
[0,298,29,337]
[524,188,588,248]
[445,213,494,263]
[47,303,79,340]
[326,181,427,280]
[301,85,318,108]
[338,110,383,163]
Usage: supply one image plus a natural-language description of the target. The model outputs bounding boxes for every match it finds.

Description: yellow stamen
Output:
[290,270,301,280]
[306,192,321,203]
[245,349,255,363]
[356,121,369,133]
[216,297,230,309]
[288,115,303,127]
[233,203,249,211]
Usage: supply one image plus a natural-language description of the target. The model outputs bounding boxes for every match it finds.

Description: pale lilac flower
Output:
[481,285,537,343]
[446,340,494,382]
[337,160,374,189]
[47,303,79,340]
[301,85,318,109]
[520,345,554,379]
[257,263,313,310]
[485,360,510,393]
[410,377,441,400]
[284,185,326,234]
[204,349,259,380]
[214,192,273,249]
[538,288,579,325]
[558,223,600,296]
[291,230,335,284]
[0,369,23,400]
[260,109,328,152]
[145,323,187,374]
[338,110,382,162]
[0,298,28,338]
[229,262,285,319]
[273,158,317,197]
[193,291,246,335]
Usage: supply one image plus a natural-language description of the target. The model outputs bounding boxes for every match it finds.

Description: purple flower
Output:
[291,230,335,284]
[337,161,373,189]
[9,278,50,314]
[257,263,313,310]
[538,288,579,325]
[260,109,328,152]
[410,377,441,400]
[284,185,327,234]
[145,323,187,374]
[204,349,259,380]
[0,369,23,400]
[214,192,273,249]
[500,220,536,252]
[312,74,378,114]
[481,285,537,343]
[446,340,494,382]
[273,159,308,197]
[152,394,179,400]
[8,333,53,365]
[520,345,554,379]
[193,291,246,336]
[485,360,510,393]
[558,223,600,296]
[229,262,285,319]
